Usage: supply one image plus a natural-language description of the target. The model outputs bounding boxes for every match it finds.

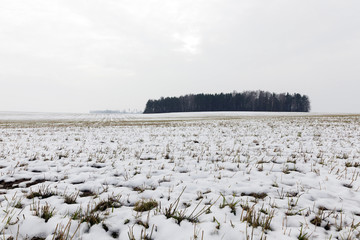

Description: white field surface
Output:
[0,112,360,240]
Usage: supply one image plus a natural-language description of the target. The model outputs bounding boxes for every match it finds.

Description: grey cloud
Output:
[1,0,359,113]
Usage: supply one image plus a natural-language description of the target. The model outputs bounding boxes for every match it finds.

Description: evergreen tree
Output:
[144,91,311,113]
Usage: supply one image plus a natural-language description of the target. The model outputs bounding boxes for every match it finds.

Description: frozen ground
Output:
[0,111,351,121]
[0,112,360,239]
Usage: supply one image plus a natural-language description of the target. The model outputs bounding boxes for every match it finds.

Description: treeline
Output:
[144,91,310,113]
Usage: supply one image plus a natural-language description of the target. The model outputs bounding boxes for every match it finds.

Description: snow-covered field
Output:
[0,112,360,239]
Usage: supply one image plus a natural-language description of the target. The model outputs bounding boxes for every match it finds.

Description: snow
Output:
[0,112,360,239]
[0,111,354,121]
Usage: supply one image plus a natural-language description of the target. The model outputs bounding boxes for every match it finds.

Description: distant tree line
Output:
[90,109,142,114]
[143,91,310,113]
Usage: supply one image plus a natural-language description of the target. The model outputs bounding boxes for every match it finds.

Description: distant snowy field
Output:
[0,111,348,121]
[0,112,360,239]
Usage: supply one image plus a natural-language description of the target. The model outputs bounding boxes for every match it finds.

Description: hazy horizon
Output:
[1,1,360,113]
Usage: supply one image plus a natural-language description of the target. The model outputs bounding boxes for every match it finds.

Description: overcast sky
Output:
[1,0,359,113]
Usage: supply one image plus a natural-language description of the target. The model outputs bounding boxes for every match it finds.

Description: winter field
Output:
[0,112,360,240]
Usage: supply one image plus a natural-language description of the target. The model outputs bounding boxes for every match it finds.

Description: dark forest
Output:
[144,91,310,113]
